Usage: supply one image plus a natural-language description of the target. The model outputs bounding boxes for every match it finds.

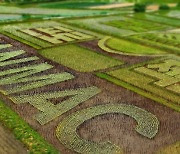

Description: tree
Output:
[134,3,146,13]
[159,4,170,10]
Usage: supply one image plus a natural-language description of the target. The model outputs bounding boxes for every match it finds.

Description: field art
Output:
[0,0,179,154]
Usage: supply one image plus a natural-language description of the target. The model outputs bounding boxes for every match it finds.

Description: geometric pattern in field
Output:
[1,21,97,49]
[20,26,94,45]
[134,59,180,94]
[67,15,171,38]
[133,32,180,55]
[107,56,180,112]
[98,36,167,56]
[105,17,169,33]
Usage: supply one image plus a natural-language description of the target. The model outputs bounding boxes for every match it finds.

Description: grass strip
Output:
[0,99,59,154]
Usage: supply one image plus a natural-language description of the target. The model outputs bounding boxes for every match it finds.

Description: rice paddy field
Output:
[0,0,179,154]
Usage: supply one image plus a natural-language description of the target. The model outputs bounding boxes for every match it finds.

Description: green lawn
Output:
[39,44,123,72]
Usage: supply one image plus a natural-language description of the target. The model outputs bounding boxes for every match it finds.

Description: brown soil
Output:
[0,35,179,154]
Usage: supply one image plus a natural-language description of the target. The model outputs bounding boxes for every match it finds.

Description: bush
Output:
[177,3,180,7]
[159,4,170,10]
[134,3,146,12]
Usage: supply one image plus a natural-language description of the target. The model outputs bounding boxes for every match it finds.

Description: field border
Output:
[0,98,59,154]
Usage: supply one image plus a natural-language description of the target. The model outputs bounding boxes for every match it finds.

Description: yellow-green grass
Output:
[39,44,123,72]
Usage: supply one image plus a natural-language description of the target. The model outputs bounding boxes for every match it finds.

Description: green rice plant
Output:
[131,33,180,55]
[0,49,75,94]
[0,99,58,153]
[0,56,39,67]
[39,44,123,72]
[0,44,12,50]
[38,1,110,9]
[67,16,135,37]
[11,86,101,125]
[0,50,25,61]
[105,17,169,33]
[0,63,74,94]
[161,10,180,19]
[97,57,180,112]
[0,5,119,17]
[132,13,180,27]
[98,36,167,56]
[0,46,39,67]
[56,104,159,154]
[1,21,98,49]
[66,14,170,38]
[0,14,22,23]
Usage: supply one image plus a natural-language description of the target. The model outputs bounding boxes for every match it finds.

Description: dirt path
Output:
[0,124,27,154]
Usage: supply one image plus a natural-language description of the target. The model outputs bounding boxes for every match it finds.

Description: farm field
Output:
[0,0,179,154]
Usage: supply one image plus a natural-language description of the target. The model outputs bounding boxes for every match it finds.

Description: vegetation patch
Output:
[38,1,109,9]
[0,5,118,17]
[0,21,98,49]
[0,99,58,153]
[11,86,101,125]
[98,36,167,56]
[56,104,159,154]
[132,13,180,27]
[156,141,180,154]
[131,32,180,55]
[96,56,180,112]
[67,16,136,37]
[39,44,123,72]
[105,17,169,33]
